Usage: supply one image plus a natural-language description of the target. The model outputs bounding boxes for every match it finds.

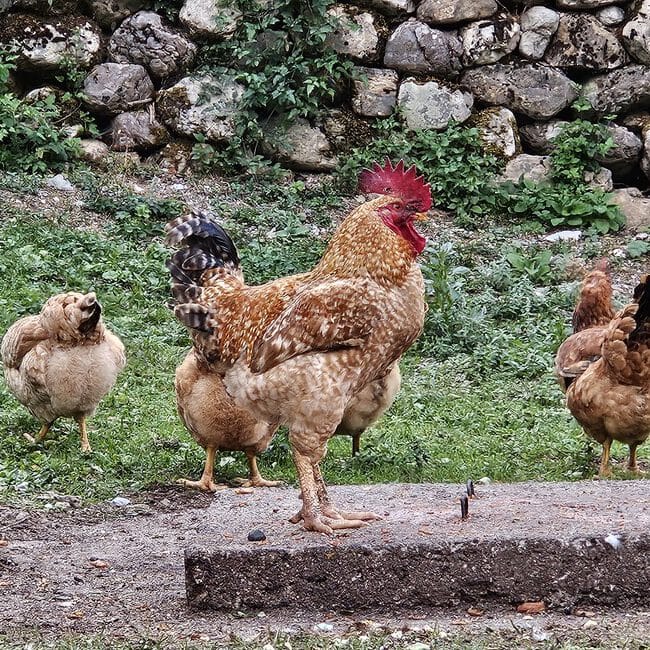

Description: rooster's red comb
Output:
[358,159,432,211]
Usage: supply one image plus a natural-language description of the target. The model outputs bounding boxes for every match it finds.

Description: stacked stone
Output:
[3,0,650,185]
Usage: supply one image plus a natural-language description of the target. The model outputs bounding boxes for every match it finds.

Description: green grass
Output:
[0,172,639,507]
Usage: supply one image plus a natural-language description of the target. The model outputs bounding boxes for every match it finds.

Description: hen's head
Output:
[40,292,104,341]
[358,159,431,256]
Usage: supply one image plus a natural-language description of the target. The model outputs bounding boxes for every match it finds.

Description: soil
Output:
[3,481,650,647]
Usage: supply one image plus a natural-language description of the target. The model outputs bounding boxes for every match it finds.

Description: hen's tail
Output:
[601,273,650,384]
[165,211,241,333]
[630,274,650,343]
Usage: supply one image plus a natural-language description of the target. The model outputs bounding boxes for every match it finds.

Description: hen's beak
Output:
[414,212,429,222]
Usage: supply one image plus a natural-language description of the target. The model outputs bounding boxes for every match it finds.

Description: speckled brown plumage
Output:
[1,292,126,452]
[566,277,650,475]
[554,260,615,393]
[166,162,429,533]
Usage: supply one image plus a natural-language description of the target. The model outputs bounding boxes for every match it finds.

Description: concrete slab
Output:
[185,480,650,612]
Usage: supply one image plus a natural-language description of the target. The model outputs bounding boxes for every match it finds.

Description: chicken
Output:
[566,275,650,476]
[1,292,126,452]
[554,259,615,393]
[175,349,281,491]
[334,362,401,455]
[166,159,430,533]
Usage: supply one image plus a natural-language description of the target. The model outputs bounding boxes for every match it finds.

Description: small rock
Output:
[110,496,131,507]
[477,476,491,485]
[532,627,551,642]
[406,643,430,650]
[604,533,622,549]
[315,622,334,632]
[544,230,582,242]
[247,529,266,542]
[46,174,75,192]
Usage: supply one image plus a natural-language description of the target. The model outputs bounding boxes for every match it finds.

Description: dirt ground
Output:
[3,481,650,647]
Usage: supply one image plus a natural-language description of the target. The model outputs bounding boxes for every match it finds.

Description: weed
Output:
[338,117,503,223]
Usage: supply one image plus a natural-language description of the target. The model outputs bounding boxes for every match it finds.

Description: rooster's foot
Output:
[321,506,381,522]
[176,477,225,492]
[233,476,283,488]
[300,513,368,534]
[290,508,375,533]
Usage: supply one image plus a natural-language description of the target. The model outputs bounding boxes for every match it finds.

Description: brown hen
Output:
[334,362,401,455]
[554,259,615,393]
[566,275,650,476]
[175,349,280,491]
[1,292,126,452]
[166,160,429,533]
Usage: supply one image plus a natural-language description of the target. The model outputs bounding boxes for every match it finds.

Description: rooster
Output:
[566,275,650,476]
[166,160,430,533]
[554,259,615,393]
[1,292,126,452]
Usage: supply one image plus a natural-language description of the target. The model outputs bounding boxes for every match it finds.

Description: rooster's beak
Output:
[414,212,429,222]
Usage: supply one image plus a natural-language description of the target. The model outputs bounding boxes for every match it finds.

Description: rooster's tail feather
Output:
[165,210,240,316]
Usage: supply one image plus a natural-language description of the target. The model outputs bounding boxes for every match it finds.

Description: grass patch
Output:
[0,171,636,507]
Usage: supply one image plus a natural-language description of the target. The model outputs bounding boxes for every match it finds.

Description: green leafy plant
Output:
[505,246,553,284]
[626,239,650,258]
[338,117,503,222]
[494,119,623,233]
[0,93,81,173]
[192,0,355,173]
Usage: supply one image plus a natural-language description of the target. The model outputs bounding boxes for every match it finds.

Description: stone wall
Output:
[3,0,650,188]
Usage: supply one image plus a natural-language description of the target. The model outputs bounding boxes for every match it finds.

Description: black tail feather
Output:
[631,274,650,342]
[165,210,239,335]
[174,304,213,333]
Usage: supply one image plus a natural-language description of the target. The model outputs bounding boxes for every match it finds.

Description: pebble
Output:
[315,622,334,632]
[543,230,582,242]
[477,477,491,485]
[46,174,75,192]
[110,497,131,507]
[247,529,266,542]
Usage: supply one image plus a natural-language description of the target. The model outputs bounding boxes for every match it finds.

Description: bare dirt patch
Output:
[3,481,650,647]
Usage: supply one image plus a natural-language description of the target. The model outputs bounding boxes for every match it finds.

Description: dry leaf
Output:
[0,540,8,547]
[517,601,546,614]
[574,609,596,618]
[418,527,435,536]
[68,610,84,619]
[234,488,254,495]
[467,607,484,617]
[90,559,109,569]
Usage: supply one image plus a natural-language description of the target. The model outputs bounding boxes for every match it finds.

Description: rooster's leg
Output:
[291,448,332,533]
[628,443,640,473]
[75,416,92,453]
[599,438,612,477]
[177,445,221,491]
[240,452,282,488]
[313,464,380,523]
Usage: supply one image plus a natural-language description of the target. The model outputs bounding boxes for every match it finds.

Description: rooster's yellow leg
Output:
[313,464,380,524]
[75,416,92,453]
[177,446,221,492]
[628,443,640,473]
[240,452,282,488]
[599,438,612,477]
[291,448,332,533]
